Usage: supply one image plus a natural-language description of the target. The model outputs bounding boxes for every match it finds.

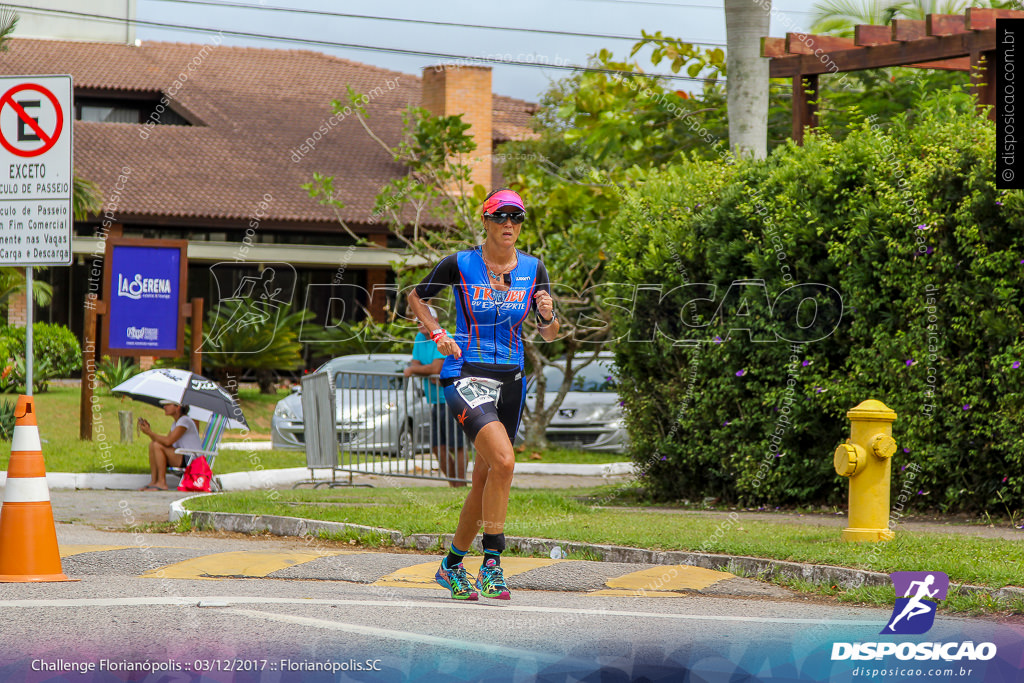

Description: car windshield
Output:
[336,374,405,390]
[540,360,617,392]
[317,358,409,390]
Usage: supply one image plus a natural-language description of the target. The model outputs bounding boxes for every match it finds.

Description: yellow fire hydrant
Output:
[833,399,898,542]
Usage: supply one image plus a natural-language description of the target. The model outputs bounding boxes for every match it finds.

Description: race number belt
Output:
[453,376,503,409]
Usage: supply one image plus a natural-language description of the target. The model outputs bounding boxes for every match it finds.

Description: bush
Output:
[0,398,14,440]
[0,322,82,392]
[96,356,141,392]
[607,89,1023,515]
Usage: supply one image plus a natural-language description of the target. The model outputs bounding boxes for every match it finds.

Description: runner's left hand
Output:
[533,291,554,320]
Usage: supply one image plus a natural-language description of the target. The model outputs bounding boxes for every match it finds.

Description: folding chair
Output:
[169,414,229,491]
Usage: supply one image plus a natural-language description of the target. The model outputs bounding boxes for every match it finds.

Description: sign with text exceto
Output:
[102,239,188,357]
[0,75,73,265]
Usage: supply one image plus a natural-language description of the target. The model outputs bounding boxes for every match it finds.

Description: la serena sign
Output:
[102,238,188,358]
[117,273,174,299]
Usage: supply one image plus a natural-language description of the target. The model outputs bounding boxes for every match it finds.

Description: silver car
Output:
[525,353,629,452]
[271,354,430,456]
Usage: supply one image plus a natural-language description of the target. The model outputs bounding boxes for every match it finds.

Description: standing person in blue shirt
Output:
[407,188,559,601]
[404,306,467,487]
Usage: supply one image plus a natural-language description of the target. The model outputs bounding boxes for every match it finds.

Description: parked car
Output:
[524,353,629,452]
[271,353,431,456]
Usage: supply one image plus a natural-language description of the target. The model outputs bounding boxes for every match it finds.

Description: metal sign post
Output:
[0,74,73,395]
[25,266,32,395]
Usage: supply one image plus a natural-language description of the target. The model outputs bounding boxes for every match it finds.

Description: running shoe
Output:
[435,561,478,600]
[475,558,511,600]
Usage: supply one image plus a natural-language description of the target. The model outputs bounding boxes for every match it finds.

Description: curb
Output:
[169,492,214,523]
[181,507,1024,604]
[0,461,632,491]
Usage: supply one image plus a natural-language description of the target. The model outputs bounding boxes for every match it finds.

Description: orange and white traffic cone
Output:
[0,395,74,582]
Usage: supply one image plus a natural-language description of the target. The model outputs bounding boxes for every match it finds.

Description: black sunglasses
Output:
[484,211,526,225]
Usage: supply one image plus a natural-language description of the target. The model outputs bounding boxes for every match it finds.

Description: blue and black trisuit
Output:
[415,246,551,443]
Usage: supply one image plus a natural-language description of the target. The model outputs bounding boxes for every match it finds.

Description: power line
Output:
[145,0,730,47]
[565,0,813,14]
[7,3,736,85]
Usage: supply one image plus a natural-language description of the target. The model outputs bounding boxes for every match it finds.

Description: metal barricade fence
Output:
[298,370,366,488]
[303,369,474,486]
[300,371,336,470]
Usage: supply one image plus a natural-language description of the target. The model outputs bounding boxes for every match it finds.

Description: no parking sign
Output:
[0,75,72,266]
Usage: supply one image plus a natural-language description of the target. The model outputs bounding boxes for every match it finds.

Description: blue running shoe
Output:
[435,561,478,600]
[476,558,510,600]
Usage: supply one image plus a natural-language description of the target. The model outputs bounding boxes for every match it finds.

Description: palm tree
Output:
[810,0,1007,36]
[724,0,772,159]
[73,174,103,221]
[0,6,14,48]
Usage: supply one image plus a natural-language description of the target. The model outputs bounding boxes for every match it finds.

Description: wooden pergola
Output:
[761,7,1024,143]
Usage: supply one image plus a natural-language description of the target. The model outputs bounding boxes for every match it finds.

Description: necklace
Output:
[482,249,517,281]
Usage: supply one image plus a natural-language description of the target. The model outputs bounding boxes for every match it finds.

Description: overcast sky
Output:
[136,0,820,102]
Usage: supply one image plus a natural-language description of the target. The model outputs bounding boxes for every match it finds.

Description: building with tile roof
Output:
[0,36,536,350]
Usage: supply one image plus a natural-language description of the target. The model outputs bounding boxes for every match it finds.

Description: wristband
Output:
[430,328,448,343]
[538,313,555,326]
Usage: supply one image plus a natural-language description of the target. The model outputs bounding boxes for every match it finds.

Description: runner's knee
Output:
[485,443,515,478]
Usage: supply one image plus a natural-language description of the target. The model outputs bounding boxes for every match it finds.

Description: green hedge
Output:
[0,322,82,392]
[608,90,1023,514]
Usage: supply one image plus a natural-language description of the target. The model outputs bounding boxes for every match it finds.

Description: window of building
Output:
[75,96,191,126]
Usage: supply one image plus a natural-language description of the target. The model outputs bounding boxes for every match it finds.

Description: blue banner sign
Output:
[107,244,182,352]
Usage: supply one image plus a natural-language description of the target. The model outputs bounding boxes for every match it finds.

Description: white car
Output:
[271,354,430,456]
[525,353,629,452]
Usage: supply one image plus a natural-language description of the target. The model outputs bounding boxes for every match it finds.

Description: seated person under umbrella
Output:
[137,400,202,491]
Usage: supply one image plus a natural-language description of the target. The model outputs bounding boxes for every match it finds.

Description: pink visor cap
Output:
[482,190,526,215]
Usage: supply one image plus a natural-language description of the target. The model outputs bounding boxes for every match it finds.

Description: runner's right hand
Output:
[436,334,461,358]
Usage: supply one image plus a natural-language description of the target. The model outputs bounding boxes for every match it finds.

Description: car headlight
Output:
[274,404,299,421]
[367,401,399,419]
[342,401,399,423]
[598,404,623,422]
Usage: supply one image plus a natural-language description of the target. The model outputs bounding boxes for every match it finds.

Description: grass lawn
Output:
[0,385,622,473]
[0,385,300,474]
[183,487,1024,601]
[514,447,625,464]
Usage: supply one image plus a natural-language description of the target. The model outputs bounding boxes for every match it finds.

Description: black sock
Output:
[482,532,506,567]
[444,543,468,569]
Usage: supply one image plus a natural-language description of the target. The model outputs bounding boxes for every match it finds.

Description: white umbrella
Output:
[112,369,248,429]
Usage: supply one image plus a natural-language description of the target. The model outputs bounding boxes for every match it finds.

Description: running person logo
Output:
[881,571,949,635]
[456,408,468,425]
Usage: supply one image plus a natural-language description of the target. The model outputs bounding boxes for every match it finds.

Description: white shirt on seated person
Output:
[173,415,202,451]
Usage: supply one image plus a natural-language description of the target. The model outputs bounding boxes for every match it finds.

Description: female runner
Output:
[407,188,559,600]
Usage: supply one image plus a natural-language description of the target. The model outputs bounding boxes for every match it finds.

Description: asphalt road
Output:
[1,524,1020,682]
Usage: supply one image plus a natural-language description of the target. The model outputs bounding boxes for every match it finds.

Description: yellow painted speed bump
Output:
[592,564,735,595]
[141,550,356,580]
[591,589,686,598]
[59,545,135,558]
[373,557,564,590]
